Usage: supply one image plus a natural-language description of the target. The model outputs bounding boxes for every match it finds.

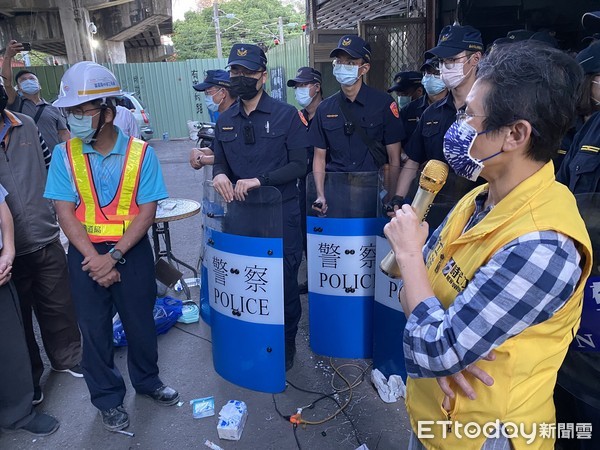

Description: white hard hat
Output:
[53,61,124,108]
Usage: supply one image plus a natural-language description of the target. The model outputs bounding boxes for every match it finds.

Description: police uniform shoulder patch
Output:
[390,102,400,119]
[298,111,308,127]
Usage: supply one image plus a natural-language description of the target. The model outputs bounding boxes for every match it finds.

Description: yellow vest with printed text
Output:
[405,162,592,450]
[66,136,147,243]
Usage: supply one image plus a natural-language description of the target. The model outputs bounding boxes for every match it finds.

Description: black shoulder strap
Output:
[33,104,47,123]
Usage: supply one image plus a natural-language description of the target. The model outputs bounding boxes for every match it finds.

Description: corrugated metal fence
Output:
[12,37,308,139]
[264,35,309,108]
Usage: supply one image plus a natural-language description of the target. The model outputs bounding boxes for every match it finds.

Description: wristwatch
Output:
[109,248,124,261]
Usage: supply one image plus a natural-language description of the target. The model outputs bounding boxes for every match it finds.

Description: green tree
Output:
[173,0,305,60]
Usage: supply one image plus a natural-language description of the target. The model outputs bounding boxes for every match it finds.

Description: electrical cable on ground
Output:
[273,358,370,448]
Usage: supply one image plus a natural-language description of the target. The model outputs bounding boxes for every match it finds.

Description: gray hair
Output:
[477,41,583,162]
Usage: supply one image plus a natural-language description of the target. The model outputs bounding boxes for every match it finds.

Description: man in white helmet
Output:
[44,61,179,432]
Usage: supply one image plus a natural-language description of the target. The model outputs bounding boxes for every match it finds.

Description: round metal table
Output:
[152,198,201,298]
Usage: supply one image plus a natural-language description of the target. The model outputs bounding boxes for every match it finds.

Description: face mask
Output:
[20,79,40,95]
[295,87,314,107]
[205,89,223,112]
[230,75,261,101]
[422,74,446,95]
[397,95,412,108]
[441,57,473,90]
[333,64,361,86]
[68,111,101,144]
[443,120,502,181]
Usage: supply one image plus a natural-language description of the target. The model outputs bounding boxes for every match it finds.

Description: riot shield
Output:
[203,183,285,392]
[373,170,473,380]
[306,171,387,358]
[200,180,224,325]
[571,193,600,352]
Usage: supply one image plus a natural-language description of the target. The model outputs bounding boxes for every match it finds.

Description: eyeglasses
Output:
[332,59,363,67]
[66,107,102,120]
[456,111,541,137]
[205,87,223,96]
[229,67,263,77]
[456,111,487,123]
[440,55,471,70]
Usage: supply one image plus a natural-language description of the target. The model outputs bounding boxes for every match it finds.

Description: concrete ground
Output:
[2,138,411,450]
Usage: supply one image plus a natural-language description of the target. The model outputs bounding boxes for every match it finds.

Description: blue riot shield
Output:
[571,193,600,352]
[203,183,285,392]
[373,170,472,380]
[200,176,219,325]
[306,171,386,358]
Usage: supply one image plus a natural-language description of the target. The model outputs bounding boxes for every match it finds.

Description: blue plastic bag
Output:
[113,296,183,347]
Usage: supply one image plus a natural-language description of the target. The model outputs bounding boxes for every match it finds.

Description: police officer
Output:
[288,67,323,294]
[309,35,404,216]
[190,69,237,170]
[391,25,483,209]
[388,71,423,108]
[212,44,309,371]
[389,65,448,148]
[45,62,179,432]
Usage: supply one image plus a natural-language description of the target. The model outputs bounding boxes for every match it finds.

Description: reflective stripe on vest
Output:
[67,136,147,243]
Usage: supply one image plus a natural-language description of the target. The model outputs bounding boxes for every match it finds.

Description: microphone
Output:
[380,159,449,279]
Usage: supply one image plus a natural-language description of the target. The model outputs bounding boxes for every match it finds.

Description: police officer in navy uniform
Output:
[287,67,323,294]
[212,44,309,371]
[391,25,483,209]
[387,71,423,147]
[389,64,448,148]
[189,69,237,170]
[309,35,404,216]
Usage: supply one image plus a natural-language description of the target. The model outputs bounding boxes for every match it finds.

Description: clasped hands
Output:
[82,253,121,288]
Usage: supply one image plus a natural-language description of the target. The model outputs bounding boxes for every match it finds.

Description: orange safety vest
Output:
[66,136,147,243]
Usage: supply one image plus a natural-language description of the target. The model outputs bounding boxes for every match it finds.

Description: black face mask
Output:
[0,87,7,113]
[230,75,261,100]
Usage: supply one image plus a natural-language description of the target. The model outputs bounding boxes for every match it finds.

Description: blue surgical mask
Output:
[333,64,360,86]
[205,90,223,112]
[19,79,40,95]
[397,95,412,108]
[422,74,446,95]
[68,112,101,144]
[443,120,502,181]
[294,87,314,107]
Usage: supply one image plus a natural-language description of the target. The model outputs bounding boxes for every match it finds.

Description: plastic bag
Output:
[113,296,183,346]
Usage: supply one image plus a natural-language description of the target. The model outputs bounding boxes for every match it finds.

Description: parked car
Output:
[122,92,154,141]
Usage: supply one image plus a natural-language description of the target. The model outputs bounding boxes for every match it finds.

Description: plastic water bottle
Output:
[162,131,169,141]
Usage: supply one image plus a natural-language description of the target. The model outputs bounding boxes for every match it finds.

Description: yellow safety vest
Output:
[66,136,147,243]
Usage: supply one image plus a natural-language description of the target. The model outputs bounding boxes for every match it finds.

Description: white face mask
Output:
[333,64,361,86]
[294,87,314,107]
[441,57,474,90]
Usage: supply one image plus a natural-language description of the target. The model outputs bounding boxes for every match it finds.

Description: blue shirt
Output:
[212,92,309,201]
[405,90,459,164]
[44,129,168,206]
[309,84,405,172]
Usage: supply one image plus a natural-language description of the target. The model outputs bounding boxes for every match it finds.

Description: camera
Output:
[21,42,31,52]
[243,125,255,145]
[344,121,355,136]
